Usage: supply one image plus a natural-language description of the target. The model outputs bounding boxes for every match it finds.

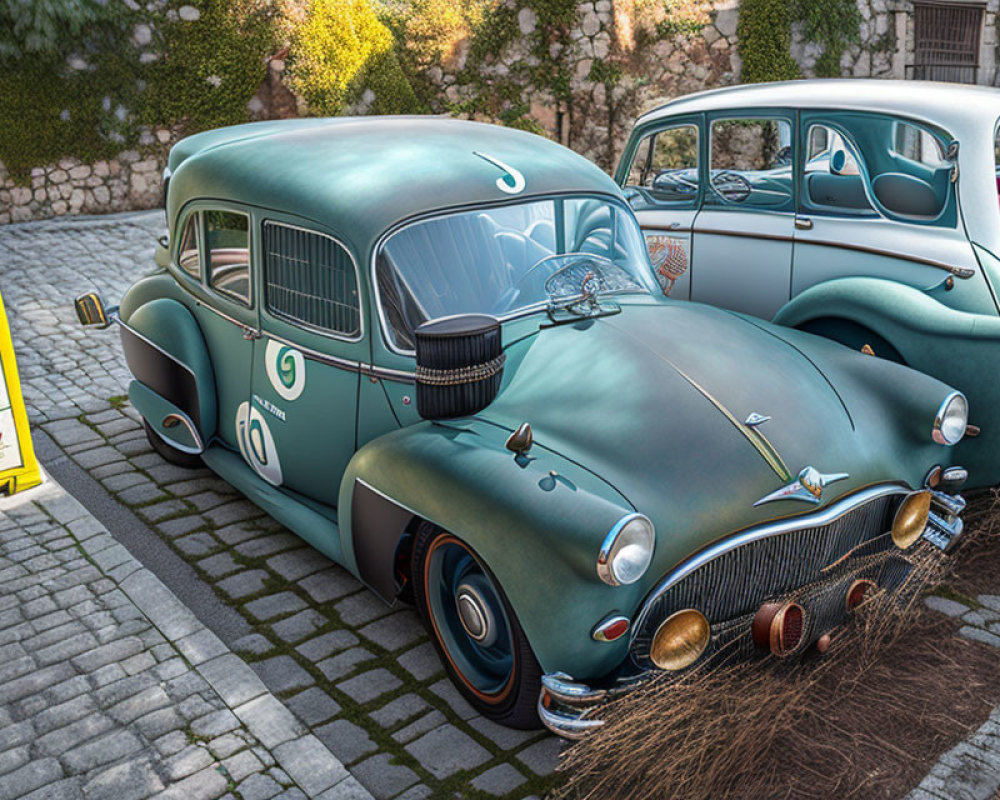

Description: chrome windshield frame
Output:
[369,191,656,356]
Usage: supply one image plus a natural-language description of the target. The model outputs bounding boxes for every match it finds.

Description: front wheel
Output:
[412,523,543,729]
[142,418,203,469]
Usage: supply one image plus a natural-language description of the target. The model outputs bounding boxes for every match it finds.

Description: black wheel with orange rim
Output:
[411,522,542,729]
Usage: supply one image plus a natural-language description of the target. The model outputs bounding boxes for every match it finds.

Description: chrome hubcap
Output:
[455,582,497,647]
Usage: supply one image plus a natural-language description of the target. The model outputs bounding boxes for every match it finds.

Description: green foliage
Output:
[736,0,801,83]
[794,0,861,77]
[737,0,863,83]
[144,0,278,133]
[0,0,120,58]
[286,0,420,115]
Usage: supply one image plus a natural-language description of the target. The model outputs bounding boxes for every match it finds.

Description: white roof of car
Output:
[638,79,1000,134]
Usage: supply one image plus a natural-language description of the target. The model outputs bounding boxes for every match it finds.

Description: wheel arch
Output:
[338,420,641,679]
[118,296,218,443]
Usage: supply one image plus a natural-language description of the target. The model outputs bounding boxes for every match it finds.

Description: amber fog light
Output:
[650,609,710,671]
[846,579,877,611]
[892,490,931,550]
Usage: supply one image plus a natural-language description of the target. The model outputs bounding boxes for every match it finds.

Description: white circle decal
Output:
[235,401,283,486]
[265,339,306,401]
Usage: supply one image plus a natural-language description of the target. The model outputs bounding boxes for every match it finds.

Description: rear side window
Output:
[624,124,699,209]
[207,211,251,306]
[805,113,956,224]
[802,125,874,215]
[177,213,201,279]
[709,118,793,210]
[263,222,360,337]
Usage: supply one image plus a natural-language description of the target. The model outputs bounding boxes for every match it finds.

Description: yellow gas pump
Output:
[0,291,42,495]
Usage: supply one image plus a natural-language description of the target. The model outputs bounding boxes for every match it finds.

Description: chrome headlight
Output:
[597,513,654,586]
[933,391,968,445]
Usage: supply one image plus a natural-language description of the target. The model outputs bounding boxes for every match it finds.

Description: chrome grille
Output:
[631,487,907,668]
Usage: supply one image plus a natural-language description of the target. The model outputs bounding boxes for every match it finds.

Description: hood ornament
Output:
[754,466,849,507]
[744,412,771,428]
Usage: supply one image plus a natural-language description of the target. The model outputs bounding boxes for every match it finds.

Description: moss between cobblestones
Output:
[933,585,983,611]
[70,402,567,798]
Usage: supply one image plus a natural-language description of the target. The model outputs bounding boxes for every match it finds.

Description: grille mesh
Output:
[264,222,360,336]
[631,491,907,668]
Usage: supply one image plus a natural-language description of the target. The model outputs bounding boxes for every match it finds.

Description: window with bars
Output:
[263,222,361,337]
[909,2,983,84]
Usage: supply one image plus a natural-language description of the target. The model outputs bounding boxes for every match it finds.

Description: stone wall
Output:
[3,0,997,224]
[0,150,169,225]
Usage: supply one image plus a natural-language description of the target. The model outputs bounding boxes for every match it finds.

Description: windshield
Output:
[376,196,656,350]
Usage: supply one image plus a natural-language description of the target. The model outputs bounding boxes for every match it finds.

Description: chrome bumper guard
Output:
[923,489,965,552]
[540,486,967,739]
[537,673,609,739]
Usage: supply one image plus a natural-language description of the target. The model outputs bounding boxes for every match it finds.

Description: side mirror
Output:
[74,292,116,329]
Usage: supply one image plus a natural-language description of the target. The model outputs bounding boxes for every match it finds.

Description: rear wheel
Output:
[412,523,542,728]
[143,418,203,469]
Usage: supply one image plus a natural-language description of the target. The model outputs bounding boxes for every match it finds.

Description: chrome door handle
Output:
[794,217,813,231]
[667,222,683,230]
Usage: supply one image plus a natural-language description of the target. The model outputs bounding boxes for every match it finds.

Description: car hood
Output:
[479,299,949,571]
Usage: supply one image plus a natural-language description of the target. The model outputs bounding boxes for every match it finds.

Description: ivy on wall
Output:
[737,0,861,83]
[286,0,420,115]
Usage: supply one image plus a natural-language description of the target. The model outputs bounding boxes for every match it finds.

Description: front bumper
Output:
[539,484,965,738]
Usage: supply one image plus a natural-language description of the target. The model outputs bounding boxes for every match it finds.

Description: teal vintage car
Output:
[616,79,1000,489]
[77,117,969,735]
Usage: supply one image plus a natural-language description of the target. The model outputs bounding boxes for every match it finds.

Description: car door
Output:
[245,217,363,508]
[174,205,259,453]
[690,112,796,319]
[791,112,989,315]
[620,115,702,300]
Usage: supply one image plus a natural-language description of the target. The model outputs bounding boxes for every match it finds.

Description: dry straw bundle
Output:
[554,492,1000,800]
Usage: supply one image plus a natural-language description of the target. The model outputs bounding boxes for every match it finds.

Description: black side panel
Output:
[352,480,415,602]
[119,323,202,428]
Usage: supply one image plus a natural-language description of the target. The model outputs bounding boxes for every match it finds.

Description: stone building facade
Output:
[3,0,999,223]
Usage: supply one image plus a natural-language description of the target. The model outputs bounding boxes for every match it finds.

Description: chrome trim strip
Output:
[197,300,258,335]
[933,390,968,445]
[630,484,908,646]
[264,330,361,373]
[261,220,365,344]
[362,364,416,384]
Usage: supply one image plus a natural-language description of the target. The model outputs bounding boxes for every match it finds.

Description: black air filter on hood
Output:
[414,314,505,419]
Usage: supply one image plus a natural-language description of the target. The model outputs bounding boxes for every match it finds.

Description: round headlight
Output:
[892,489,931,549]
[933,392,968,445]
[597,513,654,586]
[650,609,710,671]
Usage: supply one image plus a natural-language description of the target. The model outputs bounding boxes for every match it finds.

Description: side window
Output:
[709,118,793,210]
[802,125,874,214]
[263,222,361,337]
[892,121,948,168]
[206,211,251,306]
[625,125,699,208]
[177,213,201,279]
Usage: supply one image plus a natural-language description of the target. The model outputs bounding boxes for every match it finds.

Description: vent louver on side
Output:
[263,222,361,336]
[414,315,505,419]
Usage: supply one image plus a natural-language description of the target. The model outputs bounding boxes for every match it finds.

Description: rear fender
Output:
[119,298,217,443]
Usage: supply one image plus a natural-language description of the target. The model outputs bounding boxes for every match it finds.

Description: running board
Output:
[201,446,343,564]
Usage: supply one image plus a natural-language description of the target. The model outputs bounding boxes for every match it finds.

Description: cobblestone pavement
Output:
[906,594,1000,800]
[0,478,369,800]
[1,212,561,798]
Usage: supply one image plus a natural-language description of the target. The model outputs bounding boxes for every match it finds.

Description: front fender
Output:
[338,418,642,681]
[774,276,1000,486]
